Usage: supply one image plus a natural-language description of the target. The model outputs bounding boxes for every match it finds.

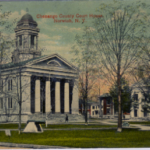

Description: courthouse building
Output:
[0,13,82,122]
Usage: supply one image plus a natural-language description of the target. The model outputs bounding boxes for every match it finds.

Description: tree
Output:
[130,41,150,116]
[91,1,150,132]
[109,78,131,114]
[71,27,99,123]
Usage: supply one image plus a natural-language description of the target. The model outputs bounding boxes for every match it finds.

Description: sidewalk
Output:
[0,142,70,149]
[94,119,150,131]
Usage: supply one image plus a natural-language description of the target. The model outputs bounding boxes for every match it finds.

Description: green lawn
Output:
[0,123,117,129]
[43,124,117,128]
[0,129,150,148]
[0,124,26,129]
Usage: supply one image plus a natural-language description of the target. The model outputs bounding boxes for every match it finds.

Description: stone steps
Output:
[28,113,85,123]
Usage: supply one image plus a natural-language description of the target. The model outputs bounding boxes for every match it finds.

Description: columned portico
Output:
[32,77,77,115]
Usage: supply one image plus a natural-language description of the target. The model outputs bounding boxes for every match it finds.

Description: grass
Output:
[0,129,150,148]
[43,124,117,128]
[0,123,26,129]
[0,123,117,129]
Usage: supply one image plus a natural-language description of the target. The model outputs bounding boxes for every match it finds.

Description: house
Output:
[130,80,150,118]
[90,102,100,118]
[79,93,114,118]
[99,93,114,118]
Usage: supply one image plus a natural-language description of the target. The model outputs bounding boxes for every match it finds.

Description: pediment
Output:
[26,54,78,72]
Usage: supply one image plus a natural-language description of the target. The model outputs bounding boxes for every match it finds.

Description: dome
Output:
[20,13,34,21]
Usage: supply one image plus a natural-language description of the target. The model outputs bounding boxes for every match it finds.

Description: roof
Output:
[20,13,34,21]
[0,55,46,69]
[99,93,111,98]
[17,13,37,26]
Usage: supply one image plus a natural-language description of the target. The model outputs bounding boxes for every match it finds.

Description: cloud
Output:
[9,10,26,21]
[40,44,73,61]
[38,33,61,46]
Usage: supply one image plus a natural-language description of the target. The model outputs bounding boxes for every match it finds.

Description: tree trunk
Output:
[18,68,22,134]
[85,60,88,123]
[117,73,122,132]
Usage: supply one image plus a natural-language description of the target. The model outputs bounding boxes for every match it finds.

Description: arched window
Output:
[47,60,61,67]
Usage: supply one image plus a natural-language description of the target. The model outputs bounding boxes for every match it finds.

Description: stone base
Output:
[0,113,85,123]
[0,114,29,123]
[28,113,85,123]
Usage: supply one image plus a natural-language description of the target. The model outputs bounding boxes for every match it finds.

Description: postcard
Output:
[0,0,149,149]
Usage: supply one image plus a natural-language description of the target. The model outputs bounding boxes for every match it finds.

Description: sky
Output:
[0,0,108,61]
[0,0,146,61]
[0,0,149,61]
[1,0,150,96]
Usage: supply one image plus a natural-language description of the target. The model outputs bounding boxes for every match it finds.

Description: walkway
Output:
[93,119,150,131]
[0,142,70,149]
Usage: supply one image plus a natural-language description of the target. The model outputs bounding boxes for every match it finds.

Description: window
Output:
[31,35,34,46]
[92,106,95,109]
[0,80,3,92]
[47,60,61,67]
[107,108,110,114]
[0,98,3,109]
[8,79,12,91]
[19,35,22,46]
[8,97,12,108]
[144,108,147,117]
[107,99,110,104]
[134,94,138,101]
[95,110,98,115]
[92,111,94,115]
[134,109,137,117]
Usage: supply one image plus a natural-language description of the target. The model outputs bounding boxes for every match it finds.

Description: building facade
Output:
[90,103,100,118]
[130,82,150,118]
[99,93,114,118]
[0,13,82,122]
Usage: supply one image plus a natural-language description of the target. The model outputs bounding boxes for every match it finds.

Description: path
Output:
[93,118,150,130]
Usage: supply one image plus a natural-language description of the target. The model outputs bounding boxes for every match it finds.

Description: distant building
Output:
[130,81,150,118]
[90,102,100,118]
[79,93,114,118]
[99,93,114,118]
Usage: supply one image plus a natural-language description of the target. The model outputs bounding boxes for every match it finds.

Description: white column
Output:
[55,81,60,113]
[35,79,40,112]
[45,80,51,113]
[138,92,142,118]
[72,79,79,114]
[64,82,69,113]
[21,76,31,114]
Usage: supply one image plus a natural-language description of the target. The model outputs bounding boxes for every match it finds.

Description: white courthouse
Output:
[0,13,83,122]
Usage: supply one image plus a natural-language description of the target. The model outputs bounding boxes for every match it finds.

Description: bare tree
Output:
[130,39,150,117]
[91,1,150,132]
[71,27,100,123]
